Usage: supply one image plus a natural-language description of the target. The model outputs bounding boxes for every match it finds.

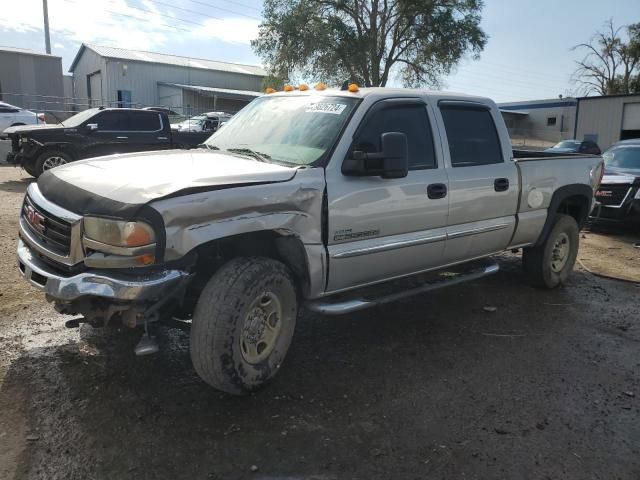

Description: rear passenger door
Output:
[125,111,169,151]
[437,102,519,263]
[326,99,449,292]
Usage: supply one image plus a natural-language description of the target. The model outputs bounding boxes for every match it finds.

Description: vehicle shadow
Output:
[3,256,638,479]
[0,167,33,194]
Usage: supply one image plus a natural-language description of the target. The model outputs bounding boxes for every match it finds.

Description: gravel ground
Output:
[0,164,639,480]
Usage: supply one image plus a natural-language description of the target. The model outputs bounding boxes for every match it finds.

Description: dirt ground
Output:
[0,163,639,480]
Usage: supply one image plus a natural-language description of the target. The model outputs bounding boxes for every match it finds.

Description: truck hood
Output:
[3,124,59,136]
[601,169,639,185]
[37,149,299,217]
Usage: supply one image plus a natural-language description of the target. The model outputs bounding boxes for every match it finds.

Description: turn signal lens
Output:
[283,85,294,92]
[298,83,309,91]
[135,254,156,266]
[265,87,276,94]
[348,83,359,93]
[315,82,327,91]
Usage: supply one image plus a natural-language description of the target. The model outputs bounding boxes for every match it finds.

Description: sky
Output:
[0,0,638,103]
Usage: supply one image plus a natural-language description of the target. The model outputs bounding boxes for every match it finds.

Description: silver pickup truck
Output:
[17,87,603,394]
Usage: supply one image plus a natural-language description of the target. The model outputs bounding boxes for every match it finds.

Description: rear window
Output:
[129,112,162,131]
[440,106,503,167]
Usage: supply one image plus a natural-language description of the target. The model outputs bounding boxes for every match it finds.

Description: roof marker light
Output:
[348,83,359,93]
[315,82,327,91]
[283,85,294,92]
[299,83,309,91]
[265,87,276,94]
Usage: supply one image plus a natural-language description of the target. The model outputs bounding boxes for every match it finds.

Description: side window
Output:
[128,112,161,131]
[93,111,130,131]
[0,106,19,113]
[354,104,436,169]
[440,106,503,167]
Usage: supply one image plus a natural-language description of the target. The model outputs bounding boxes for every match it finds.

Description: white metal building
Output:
[0,46,65,114]
[498,98,577,145]
[68,44,266,114]
[574,94,640,149]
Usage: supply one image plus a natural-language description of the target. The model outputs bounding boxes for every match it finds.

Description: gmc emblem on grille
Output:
[24,205,45,233]
[596,190,612,197]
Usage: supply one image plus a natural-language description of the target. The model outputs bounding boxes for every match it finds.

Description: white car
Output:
[0,102,44,137]
[171,112,232,133]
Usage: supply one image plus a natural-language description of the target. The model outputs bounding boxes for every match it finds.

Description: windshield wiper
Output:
[198,144,220,150]
[226,147,271,163]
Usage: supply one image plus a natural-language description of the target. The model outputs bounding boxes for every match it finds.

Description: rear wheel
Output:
[34,150,71,177]
[190,257,298,395]
[523,214,579,288]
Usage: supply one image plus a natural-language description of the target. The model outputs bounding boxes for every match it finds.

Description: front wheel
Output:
[34,150,71,177]
[190,257,298,395]
[523,213,579,288]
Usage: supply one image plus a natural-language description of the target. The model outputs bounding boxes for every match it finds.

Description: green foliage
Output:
[252,0,487,88]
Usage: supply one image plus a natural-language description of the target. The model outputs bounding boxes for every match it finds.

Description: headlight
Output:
[83,217,155,247]
[82,217,157,268]
[635,189,640,200]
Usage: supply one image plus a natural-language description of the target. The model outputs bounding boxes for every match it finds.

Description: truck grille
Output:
[595,184,631,207]
[22,195,72,255]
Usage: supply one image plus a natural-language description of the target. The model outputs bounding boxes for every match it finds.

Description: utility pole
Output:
[42,0,51,54]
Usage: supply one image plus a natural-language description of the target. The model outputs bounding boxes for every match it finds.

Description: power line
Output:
[61,0,210,33]
[147,0,260,21]
[187,0,261,14]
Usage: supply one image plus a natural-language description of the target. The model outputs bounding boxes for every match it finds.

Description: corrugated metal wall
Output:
[70,48,106,109]
[0,50,64,112]
[576,95,640,149]
[101,58,263,108]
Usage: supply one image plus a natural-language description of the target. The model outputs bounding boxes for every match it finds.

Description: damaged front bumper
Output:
[17,239,189,303]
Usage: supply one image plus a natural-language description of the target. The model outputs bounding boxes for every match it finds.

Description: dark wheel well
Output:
[181,231,311,315]
[557,194,590,227]
[535,185,593,246]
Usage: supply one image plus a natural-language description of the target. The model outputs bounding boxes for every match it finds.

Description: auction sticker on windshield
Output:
[305,103,348,115]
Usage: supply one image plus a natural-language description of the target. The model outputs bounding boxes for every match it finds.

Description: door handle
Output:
[494,178,509,192]
[427,183,447,199]
[116,136,129,139]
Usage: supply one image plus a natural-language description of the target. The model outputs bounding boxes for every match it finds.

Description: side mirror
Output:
[343,132,409,179]
[86,123,98,132]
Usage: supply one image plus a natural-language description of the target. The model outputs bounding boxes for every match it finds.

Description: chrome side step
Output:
[306,263,500,315]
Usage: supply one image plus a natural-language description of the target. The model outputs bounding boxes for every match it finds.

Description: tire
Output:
[34,150,72,178]
[190,257,298,395]
[22,162,37,177]
[523,214,579,288]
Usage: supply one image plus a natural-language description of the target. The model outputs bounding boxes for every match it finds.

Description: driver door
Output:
[325,99,450,292]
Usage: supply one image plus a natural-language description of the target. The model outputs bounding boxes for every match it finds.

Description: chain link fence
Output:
[0,92,222,124]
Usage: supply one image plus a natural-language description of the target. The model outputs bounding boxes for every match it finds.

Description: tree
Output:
[571,20,640,96]
[252,0,487,89]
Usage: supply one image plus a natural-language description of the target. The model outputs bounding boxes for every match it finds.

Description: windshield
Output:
[553,140,580,149]
[603,145,640,171]
[61,109,100,127]
[205,95,360,166]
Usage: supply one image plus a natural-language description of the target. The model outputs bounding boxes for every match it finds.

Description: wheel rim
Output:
[550,232,570,273]
[239,292,283,364]
[42,156,67,171]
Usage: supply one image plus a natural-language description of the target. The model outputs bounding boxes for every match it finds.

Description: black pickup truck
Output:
[5,107,212,177]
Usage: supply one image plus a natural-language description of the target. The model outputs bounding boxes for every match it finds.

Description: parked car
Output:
[5,107,214,177]
[0,101,44,137]
[545,139,601,155]
[172,112,232,133]
[589,139,640,225]
[16,87,602,394]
